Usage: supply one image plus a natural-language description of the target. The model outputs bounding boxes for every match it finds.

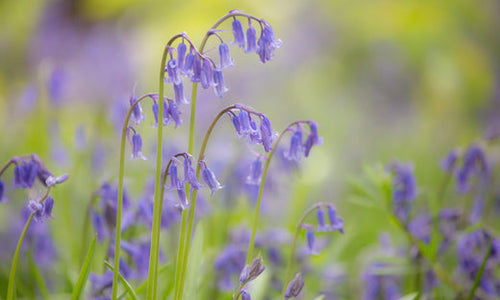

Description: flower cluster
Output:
[300,203,344,255]
[229,105,276,152]
[284,121,323,162]
[235,256,266,300]
[387,161,418,222]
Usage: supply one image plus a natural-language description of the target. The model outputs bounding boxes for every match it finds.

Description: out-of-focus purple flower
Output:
[0,180,5,202]
[455,144,489,193]
[184,156,202,190]
[43,196,54,219]
[215,244,246,290]
[232,18,246,48]
[304,122,323,157]
[182,47,195,76]
[29,200,44,221]
[168,100,183,128]
[191,55,202,82]
[200,58,214,89]
[246,158,263,185]
[327,205,344,233]
[47,67,67,104]
[245,19,258,53]
[317,207,326,231]
[260,115,274,152]
[408,213,431,244]
[241,291,251,300]
[176,182,189,209]
[306,230,316,254]
[257,21,282,63]
[388,162,417,222]
[200,161,223,196]
[213,69,228,98]
[440,148,459,172]
[362,262,401,300]
[284,273,305,299]
[45,173,69,187]
[219,43,234,69]
[152,101,159,127]
[129,132,147,160]
[91,209,106,241]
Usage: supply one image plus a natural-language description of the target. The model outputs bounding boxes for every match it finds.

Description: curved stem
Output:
[246,121,309,265]
[177,105,237,300]
[7,188,51,300]
[0,158,16,178]
[281,202,325,297]
[111,93,154,300]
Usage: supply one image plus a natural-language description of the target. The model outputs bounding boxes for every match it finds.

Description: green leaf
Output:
[104,261,139,300]
[71,234,97,300]
[398,292,419,300]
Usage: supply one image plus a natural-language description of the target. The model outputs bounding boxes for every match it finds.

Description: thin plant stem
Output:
[466,239,493,300]
[111,93,154,300]
[282,202,324,297]
[7,187,51,300]
[177,105,237,300]
[0,158,15,177]
[246,121,310,265]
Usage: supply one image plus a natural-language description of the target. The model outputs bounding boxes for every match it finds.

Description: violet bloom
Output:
[29,197,54,223]
[306,230,316,254]
[130,132,147,160]
[168,100,183,128]
[182,47,195,76]
[165,58,182,85]
[152,101,159,127]
[215,244,246,290]
[169,163,181,190]
[219,43,234,69]
[257,21,282,63]
[184,156,202,190]
[232,18,246,48]
[389,162,417,221]
[285,130,304,162]
[44,196,54,219]
[260,115,274,152]
[173,82,188,104]
[245,19,258,53]
[284,273,305,299]
[200,58,214,89]
[213,69,228,98]
[239,110,252,135]
[241,291,251,300]
[231,112,242,137]
[316,208,326,231]
[191,55,202,82]
[13,159,39,189]
[177,42,187,71]
[246,158,263,185]
[327,205,344,233]
[200,161,223,196]
[455,144,488,193]
[130,91,145,125]
[45,173,69,187]
[304,122,323,157]
[440,148,459,172]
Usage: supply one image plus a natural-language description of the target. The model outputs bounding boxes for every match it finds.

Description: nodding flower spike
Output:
[306,230,316,254]
[285,130,304,162]
[245,20,258,53]
[213,69,228,98]
[219,43,234,69]
[284,273,305,299]
[177,42,187,71]
[130,91,145,125]
[200,162,223,196]
[13,160,39,189]
[166,59,182,85]
[246,158,263,185]
[232,18,246,48]
[130,132,147,160]
[174,82,188,105]
[200,58,214,89]
[184,156,202,190]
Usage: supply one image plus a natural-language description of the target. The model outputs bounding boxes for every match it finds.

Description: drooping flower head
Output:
[257,20,282,63]
[126,127,147,160]
[129,88,145,125]
[200,160,223,196]
[387,161,417,222]
[284,273,305,299]
[454,144,489,193]
[232,17,246,48]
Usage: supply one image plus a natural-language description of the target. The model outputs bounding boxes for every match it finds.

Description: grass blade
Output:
[104,261,139,300]
[71,234,97,300]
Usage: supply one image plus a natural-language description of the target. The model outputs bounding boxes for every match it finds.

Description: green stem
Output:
[7,188,51,300]
[282,202,324,297]
[111,93,154,300]
[246,121,310,265]
[0,158,15,178]
[466,239,493,300]
[177,105,237,300]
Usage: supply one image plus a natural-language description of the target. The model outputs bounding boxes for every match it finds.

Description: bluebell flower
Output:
[176,180,189,209]
[241,291,251,300]
[215,244,246,290]
[184,156,202,190]
[13,159,39,189]
[455,144,488,193]
[173,82,188,104]
[246,158,263,185]
[129,132,147,160]
[0,180,4,202]
[232,18,246,48]
[182,47,195,76]
[168,100,183,128]
[245,19,258,53]
[389,162,417,222]
[239,264,249,283]
[362,262,401,300]
[165,58,182,85]
[306,230,316,254]
[91,209,106,241]
[152,101,159,127]
[200,161,223,196]
[327,205,344,233]
[317,208,326,231]
[231,112,242,137]
[285,130,304,162]
[219,43,234,68]
[200,58,214,89]
[45,173,69,187]
[440,148,459,172]
[29,199,44,221]
[177,42,187,71]
[191,55,202,82]
[213,69,228,98]
[259,115,274,152]
[238,110,252,135]
[169,163,181,190]
[257,21,282,63]
[43,196,54,219]
[284,273,305,299]
[129,91,145,125]
[304,122,323,157]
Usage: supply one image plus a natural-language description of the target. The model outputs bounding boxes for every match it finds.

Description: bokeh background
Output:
[1,0,499,298]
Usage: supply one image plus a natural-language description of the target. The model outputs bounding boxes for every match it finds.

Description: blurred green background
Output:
[0,0,499,298]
